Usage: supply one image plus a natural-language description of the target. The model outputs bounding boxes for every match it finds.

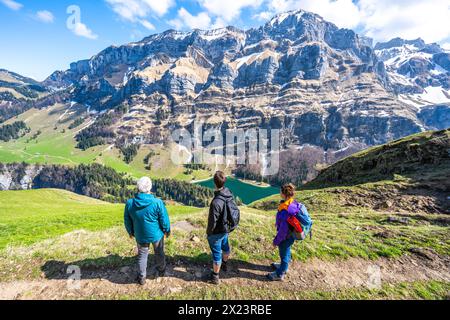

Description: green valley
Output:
[0,127,449,300]
[0,104,213,181]
[0,128,449,299]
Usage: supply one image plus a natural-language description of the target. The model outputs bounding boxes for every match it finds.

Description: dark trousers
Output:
[137,237,166,278]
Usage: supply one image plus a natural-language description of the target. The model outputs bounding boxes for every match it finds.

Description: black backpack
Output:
[224,198,240,233]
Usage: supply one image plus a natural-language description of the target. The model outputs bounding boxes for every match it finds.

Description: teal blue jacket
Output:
[124,193,170,244]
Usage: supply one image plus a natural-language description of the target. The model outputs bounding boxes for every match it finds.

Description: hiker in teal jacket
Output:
[124,177,170,285]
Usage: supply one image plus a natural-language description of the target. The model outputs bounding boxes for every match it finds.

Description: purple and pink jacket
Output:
[273,199,301,246]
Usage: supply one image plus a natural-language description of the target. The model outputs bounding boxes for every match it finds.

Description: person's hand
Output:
[129,234,134,239]
[165,232,171,238]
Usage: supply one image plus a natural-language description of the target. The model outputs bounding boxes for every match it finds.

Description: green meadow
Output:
[0,189,199,250]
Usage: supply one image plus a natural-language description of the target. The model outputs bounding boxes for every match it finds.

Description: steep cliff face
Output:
[4,10,445,155]
[0,163,42,190]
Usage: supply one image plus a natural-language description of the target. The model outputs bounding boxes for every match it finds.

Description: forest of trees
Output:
[0,121,29,142]
[183,163,208,175]
[119,144,139,164]
[152,178,214,207]
[68,117,85,129]
[30,163,213,206]
[75,105,130,150]
[33,163,135,203]
[75,112,117,150]
[234,148,315,187]
[143,150,158,170]
[0,81,46,99]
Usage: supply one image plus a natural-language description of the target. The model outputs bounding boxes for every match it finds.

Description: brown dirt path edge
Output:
[1,251,449,300]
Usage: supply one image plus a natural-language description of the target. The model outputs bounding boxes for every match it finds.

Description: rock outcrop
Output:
[0,163,42,190]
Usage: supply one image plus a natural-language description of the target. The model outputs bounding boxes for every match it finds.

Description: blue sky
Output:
[1,0,449,81]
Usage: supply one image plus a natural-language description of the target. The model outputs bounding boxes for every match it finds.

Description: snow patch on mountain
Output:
[415,86,450,104]
[375,37,449,98]
[399,86,450,108]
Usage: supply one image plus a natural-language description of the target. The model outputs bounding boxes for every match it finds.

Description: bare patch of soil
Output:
[172,220,198,233]
[1,249,448,300]
[332,186,449,215]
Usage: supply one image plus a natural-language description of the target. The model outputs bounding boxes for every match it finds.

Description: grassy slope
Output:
[300,128,450,214]
[0,188,448,300]
[310,129,450,188]
[0,104,212,180]
[251,189,449,260]
[0,70,46,99]
[0,105,99,164]
[0,189,199,250]
[1,129,449,299]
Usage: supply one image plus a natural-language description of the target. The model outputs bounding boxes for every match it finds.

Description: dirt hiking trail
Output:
[1,249,449,300]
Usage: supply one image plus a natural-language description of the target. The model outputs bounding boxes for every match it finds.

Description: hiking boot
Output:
[222,261,228,272]
[136,275,146,286]
[271,263,289,274]
[270,263,280,271]
[156,268,166,278]
[209,272,220,285]
[266,271,285,281]
[149,268,166,280]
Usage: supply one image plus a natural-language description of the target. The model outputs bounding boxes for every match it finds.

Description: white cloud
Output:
[105,0,174,23]
[1,0,22,10]
[168,7,212,30]
[259,0,450,43]
[211,17,227,29]
[72,22,99,40]
[142,0,174,17]
[106,0,147,21]
[139,19,155,30]
[253,11,273,21]
[198,0,264,23]
[357,0,450,43]
[35,10,54,23]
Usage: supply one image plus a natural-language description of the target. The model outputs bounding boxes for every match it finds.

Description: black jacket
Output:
[207,187,236,235]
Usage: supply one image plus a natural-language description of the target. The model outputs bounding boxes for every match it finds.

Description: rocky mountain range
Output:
[0,69,48,121]
[1,9,450,158]
[374,38,450,101]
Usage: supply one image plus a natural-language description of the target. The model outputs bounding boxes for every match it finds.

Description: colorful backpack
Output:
[288,203,313,241]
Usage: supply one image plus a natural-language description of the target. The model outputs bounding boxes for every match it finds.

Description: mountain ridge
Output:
[1,9,449,175]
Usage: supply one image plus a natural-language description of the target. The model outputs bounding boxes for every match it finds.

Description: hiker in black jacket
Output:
[206,171,239,285]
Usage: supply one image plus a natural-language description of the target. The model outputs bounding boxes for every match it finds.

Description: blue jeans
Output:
[207,233,231,265]
[277,237,295,277]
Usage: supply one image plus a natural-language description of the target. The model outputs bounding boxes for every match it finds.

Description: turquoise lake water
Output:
[196,177,279,205]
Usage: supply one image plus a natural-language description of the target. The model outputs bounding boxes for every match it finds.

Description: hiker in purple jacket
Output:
[267,183,301,281]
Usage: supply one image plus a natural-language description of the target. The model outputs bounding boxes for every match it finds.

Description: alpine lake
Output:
[196,177,279,205]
